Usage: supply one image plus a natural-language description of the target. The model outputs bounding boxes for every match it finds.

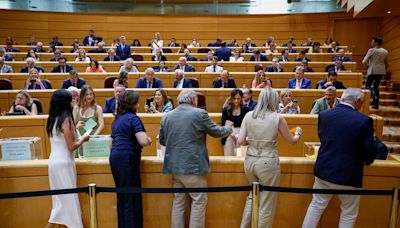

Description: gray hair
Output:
[115,84,126,90]
[295,66,305,72]
[341,88,364,102]
[326,86,337,94]
[177,89,197,104]
[174,69,184,77]
[124,58,134,65]
[252,88,280,119]
[145,67,155,74]
[67,86,80,95]
[178,56,187,62]
[26,57,36,63]
[69,69,78,75]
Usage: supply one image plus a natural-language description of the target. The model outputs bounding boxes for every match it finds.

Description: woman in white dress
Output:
[45,89,90,228]
[151,32,163,54]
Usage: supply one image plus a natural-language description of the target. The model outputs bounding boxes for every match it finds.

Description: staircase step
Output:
[379,92,398,99]
[379,99,399,107]
[382,126,400,142]
[383,141,400,154]
[384,117,400,126]
[378,85,393,92]
[370,106,400,117]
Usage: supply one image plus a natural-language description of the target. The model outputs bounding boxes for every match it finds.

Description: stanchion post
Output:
[251,182,260,228]
[88,183,98,228]
[389,186,399,228]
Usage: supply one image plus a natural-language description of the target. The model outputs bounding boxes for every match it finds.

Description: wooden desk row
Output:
[7,52,353,62]
[11,45,349,54]
[5,61,358,74]
[3,72,364,90]
[0,89,371,115]
[0,113,383,159]
[0,157,397,228]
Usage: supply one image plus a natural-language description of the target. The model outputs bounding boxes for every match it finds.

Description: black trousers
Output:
[365,74,383,107]
[110,151,143,228]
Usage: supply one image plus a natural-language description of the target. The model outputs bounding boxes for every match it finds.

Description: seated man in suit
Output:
[5,42,20,52]
[183,49,198,61]
[327,41,340,53]
[200,51,214,61]
[326,59,346,72]
[49,36,63,46]
[242,88,257,111]
[61,70,86,89]
[316,71,346,89]
[214,42,232,61]
[89,41,107,53]
[332,48,352,62]
[136,67,163,88]
[174,57,195,72]
[288,66,312,89]
[0,57,13,73]
[173,69,193,88]
[212,70,237,88]
[0,47,14,61]
[282,36,297,47]
[32,42,46,53]
[292,60,314,72]
[116,35,131,60]
[208,38,223,47]
[250,49,268,62]
[245,37,257,49]
[20,57,44,73]
[49,50,62,61]
[266,57,284,72]
[286,42,297,53]
[205,56,224,73]
[104,84,126,114]
[83,30,97,46]
[294,50,312,62]
[310,86,341,114]
[51,57,74,73]
[168,38,179,47]
[104,48,121,61]
[279,49,290,62]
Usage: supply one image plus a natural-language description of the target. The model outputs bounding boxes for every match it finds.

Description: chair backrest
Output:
[104,76,118,88]
[32,98,43,114]
[254,64,264,72]
[189,78,199,88]
[129,54,144,61]
[162,48,172,53]
[196,92,206,110]
[0,78,13,90]
[42,79,52,89]
[198,48,211,53]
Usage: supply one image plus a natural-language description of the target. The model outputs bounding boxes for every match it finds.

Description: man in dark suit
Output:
[316,71,346,89]
[200,51,214,62]
[327,41,340,53]
[116,36,131,60]
[49,36,63,46]
[212,70,237,88]
[294,50,312,62]
[303,88,376,227]
[292,60,314,72]
[0,47,14,61]
[51,57,74,73]
[61,70,86,89]
[266,57,284,72]
[32,42,46,53]
[135,67,163,88]
[20,57,44,73]
[49,50,62,61]
[332,48,352,62]
[208,38,222,47]
[245,37,257,49]
[214,42,232,61]
[183,49,198,61]
[173,69,193,88]
[325,59,346,72]
[279,49,290,62]
[5,42,20,52]
[174,57,195,72]
[89,41,107,53]
[83,30,97,46]
[242,88,257,111]
[104,49,121,61]
[250,49,268,62]
[104,85,126,114]
[286,42,297,53]
[288,66,311,89]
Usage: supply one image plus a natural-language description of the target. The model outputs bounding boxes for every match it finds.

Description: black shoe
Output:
[371,105,379,109]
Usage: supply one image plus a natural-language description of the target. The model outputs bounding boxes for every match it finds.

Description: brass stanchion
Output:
[389,186,399,228]
[251,182,260,228]
[88,183,98,228]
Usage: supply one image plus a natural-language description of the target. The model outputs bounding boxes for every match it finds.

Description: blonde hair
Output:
[252,88,280,119]
[279,88,292,103]
[16,90,33,106]
[254,70,265,85]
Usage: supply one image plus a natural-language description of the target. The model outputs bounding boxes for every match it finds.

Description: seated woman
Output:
[4,90,38,115]
[277,88,300,114]
[75,49,91,62]
[154,61,170,72]
[251,70,272,89]
[25,49,40,61]
[229,50,244,62]
[24,68,49,90]
[132,39,141,47]
[119,58,139,73]
[86,59,106,73]
[151,48,168,62]
[70,42,80,53]
[48,44,56,53]
[309,42,322,53]
[144,89,173,113]
[189,38,200,48]
[221,88,249,156]
[177,43,188,54]
[113,71,129,88]
[265,42,278,54]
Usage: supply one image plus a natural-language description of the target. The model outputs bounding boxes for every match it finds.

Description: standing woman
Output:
[221,88,248,156]
[238,88,302,228]
[45,89,90,228]
[151,32,163,54]
[110,90,152,228]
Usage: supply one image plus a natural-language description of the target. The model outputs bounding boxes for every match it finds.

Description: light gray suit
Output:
[159,103,231,228]
[0,64,13,73]
[310,97,341,114]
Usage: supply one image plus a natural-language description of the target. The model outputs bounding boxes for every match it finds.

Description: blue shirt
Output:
[111,112,146,154]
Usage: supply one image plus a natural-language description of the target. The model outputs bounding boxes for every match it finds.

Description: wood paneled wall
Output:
[379,16,400,82]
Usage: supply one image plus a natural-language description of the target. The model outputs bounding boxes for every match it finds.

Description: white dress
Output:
[48,126,83,228]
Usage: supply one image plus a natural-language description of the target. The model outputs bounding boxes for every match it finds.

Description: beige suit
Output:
[362,46,388,75]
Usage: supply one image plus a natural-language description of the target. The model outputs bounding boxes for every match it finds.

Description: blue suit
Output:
[288,78,311,89]
[245,99,257,111]
[212,78,237,88]
[83,35,97,46]
[250,55,268,62]
[116,44,131,60]
[51,64,74,73]
[2,54,14,61]
[104,97,117,114]
[214,47,232,61]
[61,78,86,89]
[135,77,163,88]
[332,56,352,62]
[315,104,376,187]
[173,78,193,88]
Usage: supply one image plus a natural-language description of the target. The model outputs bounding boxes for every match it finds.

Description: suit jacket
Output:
[103,97,117,114]
[0,64,13,73]
[51,64,74,73]
[293,67,314,72]
[310,97,341,114]
[362,47,388,75]
[332,56,352,62]
[173,78,193,88]
[151,55,167,61]
[325,65,346,73]
[279,56,290,62]
[116,44,131,60]
[214,47,232,61]
[212,78,237,88]
[20,66,44,73]
[315,104,376,187]
[244,99,257,111]
[2,54,14,61]
[266,66,284,72]
[173,64,195,72]
[288,78,311,89]
[135,77,163,88]
[89,48,107,53]
[5,48,20,52]
[294,57,312,62]
[185,55,198,61]
[103,55,121,61]
[316,80,346,89]
[83,35,97,46]
[61,78,86,89]
[250,55,268,62]
[159,103,231,174]
[207,42,221,47]
[327,47,340,53]
[49,41,63,46]
[32,48,46,53]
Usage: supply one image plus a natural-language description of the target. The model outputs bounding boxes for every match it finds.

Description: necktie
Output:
[213,66,216,72]
[110,58,113,61]
[224,83,227,88]
[147,82,152,88]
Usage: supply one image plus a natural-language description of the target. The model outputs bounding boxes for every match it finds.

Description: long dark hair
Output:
[227,88,243,114]
[116,90,140,116]
[46,89,74,137]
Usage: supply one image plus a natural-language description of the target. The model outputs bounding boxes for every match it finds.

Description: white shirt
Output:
[205,65,223,73]
[176,78,184,88]
[229,56,244,62]
[295,79,303,89]
[75,57,91,62]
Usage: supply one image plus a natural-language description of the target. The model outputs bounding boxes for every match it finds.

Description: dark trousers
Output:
[110,151,143,228]
[365,74,383,107]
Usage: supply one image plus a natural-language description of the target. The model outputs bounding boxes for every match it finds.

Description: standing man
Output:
[362,37,388,109]
[159,90,232,228]
[116,35,131,60]
[302,88,376,228]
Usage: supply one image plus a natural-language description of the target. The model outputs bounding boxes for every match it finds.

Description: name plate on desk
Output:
[1,141,31,160]
[82,135,111,157]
